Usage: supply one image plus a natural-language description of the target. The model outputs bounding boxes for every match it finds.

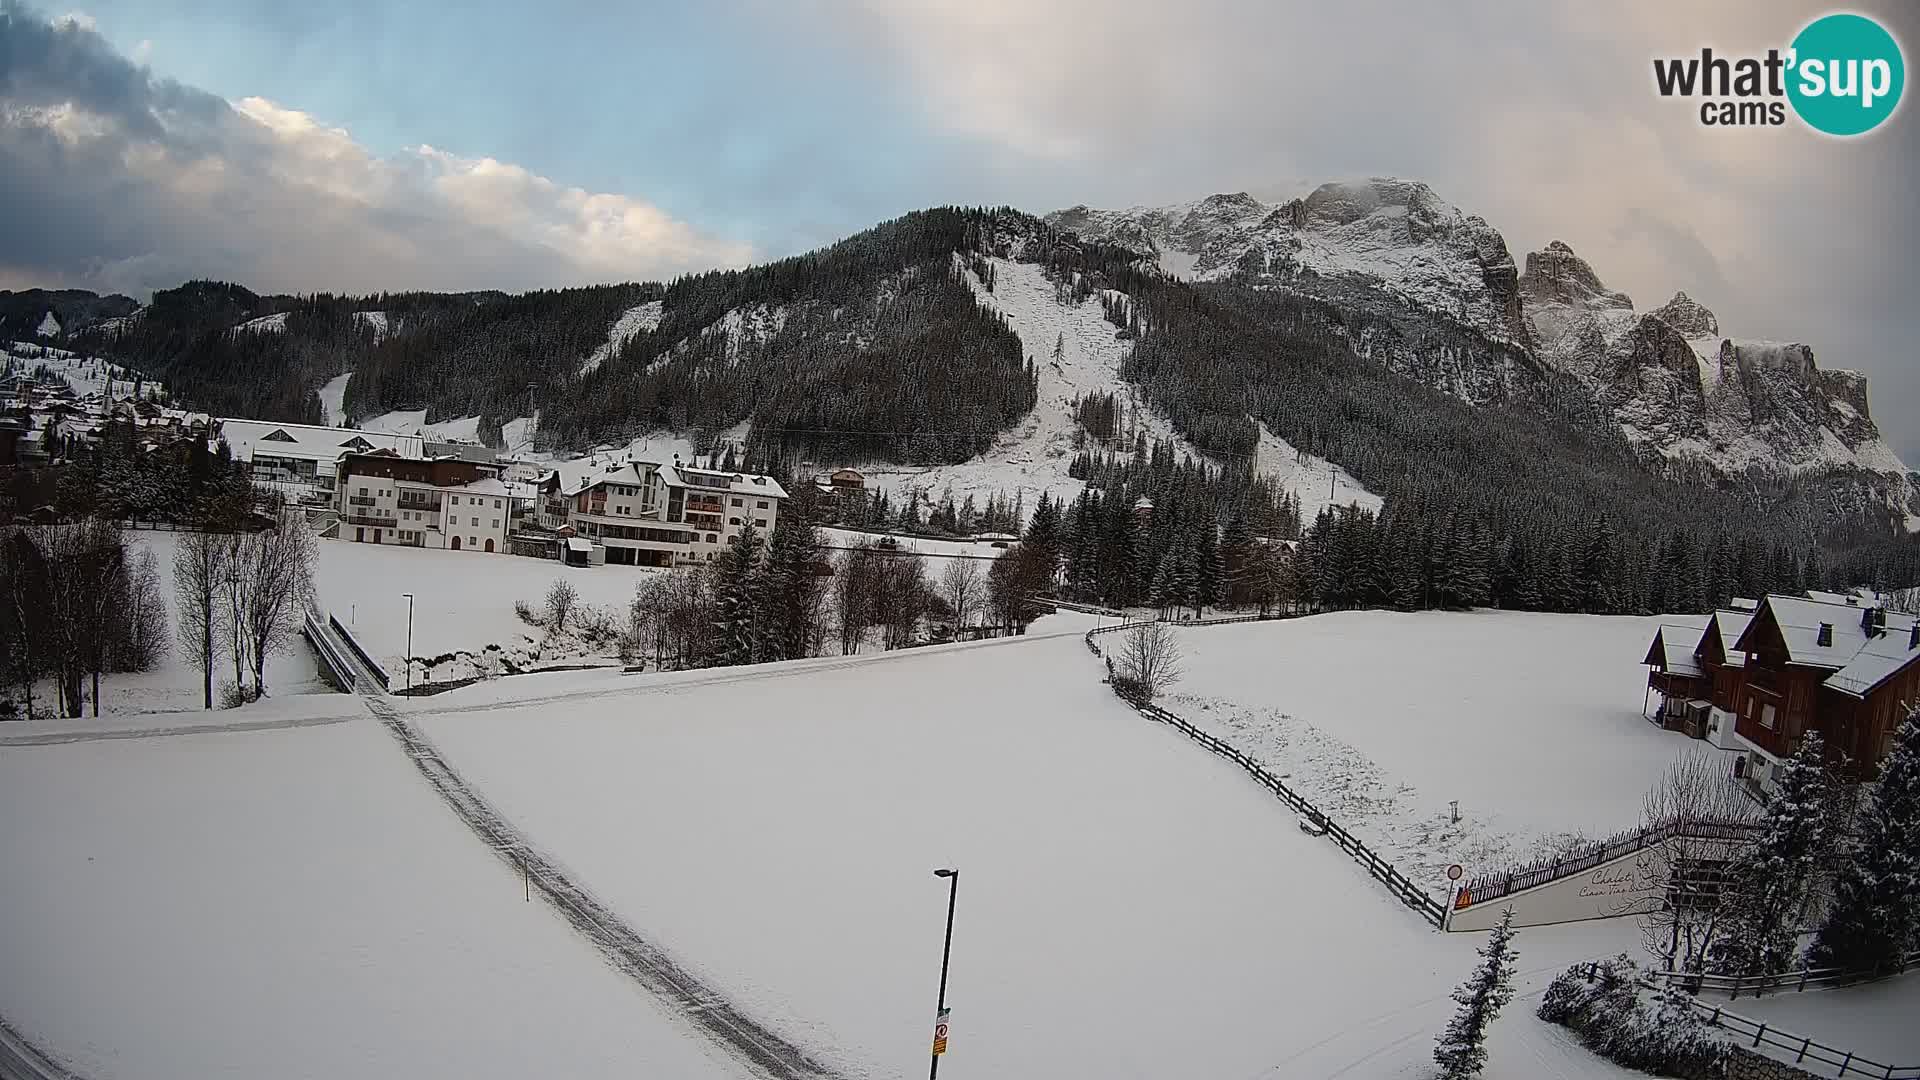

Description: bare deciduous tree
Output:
[941,559,982,633]
[1638,753,1758,977]
[237,514,317,698]
[546,577,579,632]
[174,530,227,710]
[1116,621,1183,700]
[833,544,878,655]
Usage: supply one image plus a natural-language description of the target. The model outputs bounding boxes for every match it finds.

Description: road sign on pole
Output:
[931,1007,950,1056]
[1446,864,1464,882]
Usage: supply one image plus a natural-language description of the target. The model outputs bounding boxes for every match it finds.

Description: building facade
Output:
[219,419,424,505]
[536,458,787,566]
[334,451,511,552]
[1646,593,1920,795]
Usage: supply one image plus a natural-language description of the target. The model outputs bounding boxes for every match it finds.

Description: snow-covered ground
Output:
[360,409,484,444]
[18,531,326,719]
[234,311,289,333]
[578,299,663,376]
[817,526,1008,586]
[1254,420,1383,518]
[1167,611,1719,896]
[1707,976,1920,1066]
[861,256,1202,512]
[313,539,662,680]
[317,371,352,427]
[0,707,756,1080]
[415,628,1646,1079]
[353,309,390,340]
[4,344,163,400]
[35,311,60,337]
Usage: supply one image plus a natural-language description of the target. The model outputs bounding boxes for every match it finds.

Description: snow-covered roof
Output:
[567,537,593,553]
[1704,609,1754,669]
[1742,595,1914,670]
[447,477,509,498]
[1825,628,1920,698]
[658,464,788,500]
[219,418,423,464]
[1656,624,1705,676]
[553,460,655,497]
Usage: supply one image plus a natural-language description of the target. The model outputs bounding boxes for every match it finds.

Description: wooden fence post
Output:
[1752,1022,1766,1047]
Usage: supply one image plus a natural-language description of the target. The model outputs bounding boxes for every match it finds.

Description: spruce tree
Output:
[1707,732,1834,975]
[1434,908,1519,1079]
[710,521,764,667]
[1809,711,1920,975]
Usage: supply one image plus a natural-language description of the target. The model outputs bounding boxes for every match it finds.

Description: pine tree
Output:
[1809,711,1920,975]
[710,521,764,666]
[1707,733,1834,975]
[1434,908,1519,1079]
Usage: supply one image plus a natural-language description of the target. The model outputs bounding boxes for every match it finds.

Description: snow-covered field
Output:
[0,708,755,1080]
[415,627,1645,1079]
[1167,611,1720,895]
[312,539,661,679]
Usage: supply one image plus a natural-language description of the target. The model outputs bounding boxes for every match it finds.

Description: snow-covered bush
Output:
[1537,956,1729,1079]
[513,598,541,627]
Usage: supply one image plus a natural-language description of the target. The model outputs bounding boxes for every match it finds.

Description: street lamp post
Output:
[401,592,415,694]
[930,867,959,1079]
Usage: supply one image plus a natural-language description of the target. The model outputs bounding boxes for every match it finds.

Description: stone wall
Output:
[1725,1046,1821,1080]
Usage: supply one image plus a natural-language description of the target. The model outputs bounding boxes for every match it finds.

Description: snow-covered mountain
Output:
[1518,240,1910,490]
[1051,179,1915,523]
[1051,179,1527,345]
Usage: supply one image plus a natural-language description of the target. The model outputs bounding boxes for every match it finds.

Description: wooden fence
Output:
[1085,622,1447,928]
[1645,950,1920,1000]
[1456,816,1761,911]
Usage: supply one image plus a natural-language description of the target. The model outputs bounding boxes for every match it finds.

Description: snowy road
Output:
[358,690,846,1080]
[0,1014,81,1080]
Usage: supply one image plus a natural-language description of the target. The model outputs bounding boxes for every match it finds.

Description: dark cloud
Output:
[0,2,750,298]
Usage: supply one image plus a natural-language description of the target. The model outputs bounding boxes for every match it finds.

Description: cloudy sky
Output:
[2,1,1916,457]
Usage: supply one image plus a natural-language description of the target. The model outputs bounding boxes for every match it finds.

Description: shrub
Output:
[218,680,259,709]
[1538,957,1729,1079]
[514,599,541,627]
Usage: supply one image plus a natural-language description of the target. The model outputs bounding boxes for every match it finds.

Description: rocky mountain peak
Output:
[1519,240,1632,310]
[1649,291,1719,337]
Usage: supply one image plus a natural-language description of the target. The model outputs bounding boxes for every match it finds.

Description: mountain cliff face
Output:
[1050,180,1914,524]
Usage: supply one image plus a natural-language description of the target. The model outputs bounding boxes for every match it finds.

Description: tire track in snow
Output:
[355,685,847,1080]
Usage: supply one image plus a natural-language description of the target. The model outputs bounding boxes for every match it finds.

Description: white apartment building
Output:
[219,419,424,505]
[536,458,787,566]
[334,451,511,553]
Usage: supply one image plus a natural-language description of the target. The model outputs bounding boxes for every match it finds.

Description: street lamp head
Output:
[933,868,956,878]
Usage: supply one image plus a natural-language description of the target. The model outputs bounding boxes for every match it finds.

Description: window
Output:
[757,500,768,509]
[494,499,502,509]
[755,519,767,529]
[469,537,477,547]
[358,487,367,496]
[471,516,480,527]
[731,497,742,506]
[450,496,459,505]
[491,519,499,528]
[706,534,716,544]
[1761,704,1777,730]
[729,517,741,526]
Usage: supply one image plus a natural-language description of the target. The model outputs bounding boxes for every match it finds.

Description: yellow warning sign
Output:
[932,1008,951,1055]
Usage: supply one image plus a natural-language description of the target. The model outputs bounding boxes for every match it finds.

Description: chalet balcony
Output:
[397,497,442,512]
[1745,665,1781,694]
[345,513,395,527]
[348,495,379,507]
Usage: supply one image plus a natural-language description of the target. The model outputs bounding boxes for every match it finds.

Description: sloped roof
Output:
[219,418,422,463]
[1739,595,1915,670]
[1826,629,1920,698]
[1704,609,1754,669]
[658,464,788,500]
[1645,622,1707,675]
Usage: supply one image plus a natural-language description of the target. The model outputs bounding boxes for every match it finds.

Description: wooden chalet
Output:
[1646,593,1920,794]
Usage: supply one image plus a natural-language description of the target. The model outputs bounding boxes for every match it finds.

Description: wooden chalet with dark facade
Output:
[1645,593,1920,795]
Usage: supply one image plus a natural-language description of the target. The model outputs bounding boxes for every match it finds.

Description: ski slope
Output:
[578,300,664,376]
[0,710,757,1080]
[861,256,1202,511]
[1168,611,1721,894]
[317,371,352,427]
[417,629,1647,1079]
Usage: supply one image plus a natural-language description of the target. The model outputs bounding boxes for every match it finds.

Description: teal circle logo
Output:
[1787,13,1905,136]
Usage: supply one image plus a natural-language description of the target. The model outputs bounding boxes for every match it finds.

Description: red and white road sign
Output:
[1446,863,1464,882]
[932,1008,951,1056]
